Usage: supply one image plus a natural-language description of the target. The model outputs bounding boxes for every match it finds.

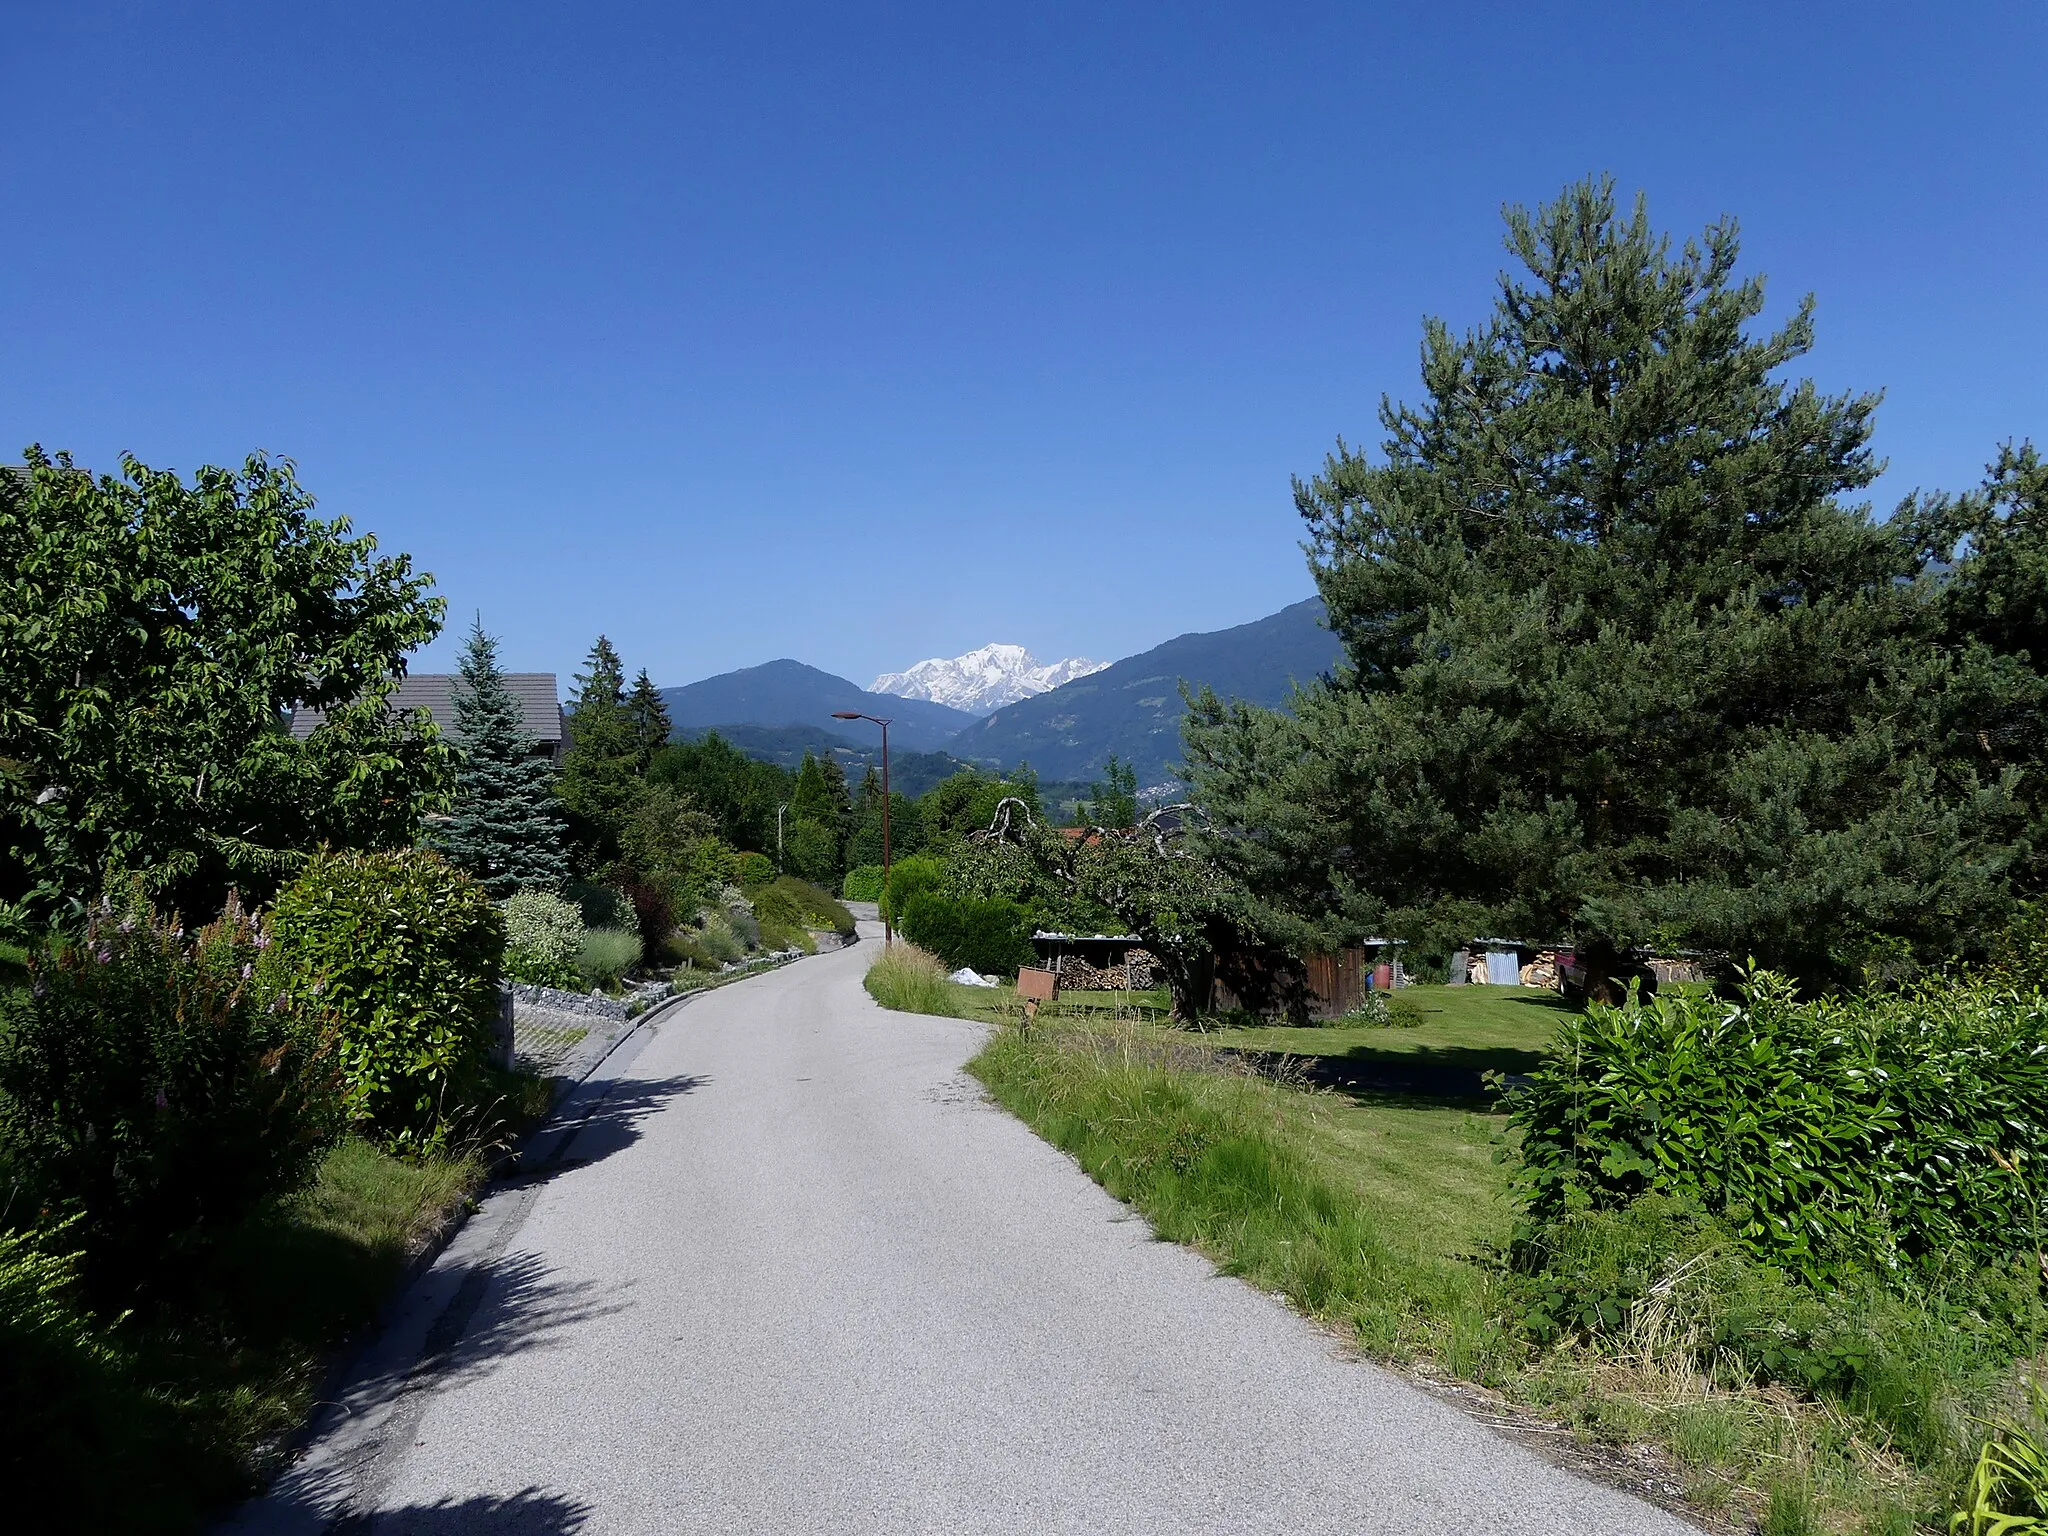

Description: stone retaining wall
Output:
[508,982,633,1021]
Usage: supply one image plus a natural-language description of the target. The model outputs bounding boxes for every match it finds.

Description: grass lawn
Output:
[1199,982,1574,1074]
[938,973,1936,1533]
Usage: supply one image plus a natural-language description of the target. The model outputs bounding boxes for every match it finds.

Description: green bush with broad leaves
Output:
[899,892,1036,977]
[736,851,775,888]
[0,889,341,1290]
[501,888,583,989]
[1509,970,2048,1284]
[267,849,503,1149]
[842,865,885,903]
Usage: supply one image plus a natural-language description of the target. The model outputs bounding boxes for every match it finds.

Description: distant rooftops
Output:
[288,673,563,754]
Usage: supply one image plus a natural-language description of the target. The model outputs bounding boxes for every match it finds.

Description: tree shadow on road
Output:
[357,1486,593,1534]
[518,1073,708,1179]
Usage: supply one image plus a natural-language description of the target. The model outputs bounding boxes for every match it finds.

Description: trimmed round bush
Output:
[842,865,885,903]
[735,851,775,888]
[879,854,944,923]
[268,849,504,1148]
[502,888,584,988]
[899,892,1036,977]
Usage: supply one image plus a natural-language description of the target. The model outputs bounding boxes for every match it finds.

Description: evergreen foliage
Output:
[0,448,451,927]
[437,619,569,897]
[627,668,673,766]
[899,891,1037,976]
[1184,179,2028,986]
[1079,755,1139,829]
[1905,443,2048,882]
[559,635,639,866]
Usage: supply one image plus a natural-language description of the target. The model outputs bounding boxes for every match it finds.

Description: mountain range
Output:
[656,597,1341,791]
[871,644,1105,715]
[945,599,1339,783]
[658,660,976,753]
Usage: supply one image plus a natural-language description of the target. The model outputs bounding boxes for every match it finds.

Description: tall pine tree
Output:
[627,668,673,768]
[1185,178,2027,987]
[438,618,569,896]
[559,635,640,867]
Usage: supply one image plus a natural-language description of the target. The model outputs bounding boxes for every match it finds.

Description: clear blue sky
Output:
[5,3,2044,690]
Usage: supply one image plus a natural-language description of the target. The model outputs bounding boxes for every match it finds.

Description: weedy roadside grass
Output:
[966,1010,1969,1534]
[862,941,956,1015]
[11,1133,490,1533]
[14,1054,559,1534]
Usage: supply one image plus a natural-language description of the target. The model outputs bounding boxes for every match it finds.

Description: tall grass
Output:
[968,1019,1502,1359]
[3,1136,487,1533]
[968,1014,2022,1532]
[577,926,642,989]
[863,942,955,1016]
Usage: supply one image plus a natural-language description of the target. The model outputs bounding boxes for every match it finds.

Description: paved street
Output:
[232,923,1695,1535]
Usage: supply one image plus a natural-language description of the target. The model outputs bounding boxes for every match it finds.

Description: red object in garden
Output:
[1372,962,1394,991]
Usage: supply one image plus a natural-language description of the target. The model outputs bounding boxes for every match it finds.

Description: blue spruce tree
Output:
[439,618,570,896]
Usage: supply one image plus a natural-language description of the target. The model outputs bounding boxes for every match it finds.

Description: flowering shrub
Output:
[267,849,503,1149]
[502,888,583,988]
[0,890,340,1289]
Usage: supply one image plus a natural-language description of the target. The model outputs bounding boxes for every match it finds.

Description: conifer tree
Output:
[1185,178,2026,987]
[627,668,673,767]
[559,635,640,866]
[438,618,570,897]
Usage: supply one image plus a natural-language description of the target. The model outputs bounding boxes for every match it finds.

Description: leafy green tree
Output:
[917,768,1043,851]
[0,448,451,925]
[627,668,673,767]
[1079,755,1139,829]
[646,732,793,853]
[617,781,716,889]
[558,635,638,867]
[438,618,569,897]
[784,819,840,885]
[1185,179,2025,988]
[958,801,1285,1019]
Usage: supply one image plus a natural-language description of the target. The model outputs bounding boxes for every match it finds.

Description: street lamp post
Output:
[831,711,892,945]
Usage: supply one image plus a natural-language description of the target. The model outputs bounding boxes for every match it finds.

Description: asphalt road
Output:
[230,924,1696,1535]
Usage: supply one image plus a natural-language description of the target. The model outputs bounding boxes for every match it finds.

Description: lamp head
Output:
[831,711,861,720]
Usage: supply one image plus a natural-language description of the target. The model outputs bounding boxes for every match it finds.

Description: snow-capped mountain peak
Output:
[871,644,1106,716]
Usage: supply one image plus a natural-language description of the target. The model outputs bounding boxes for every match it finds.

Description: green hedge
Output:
[1509,971,2048,1283]
[880,854,944,923]
[269,850,504,1149]
[899,892,1036,977]
[842,865,885,902]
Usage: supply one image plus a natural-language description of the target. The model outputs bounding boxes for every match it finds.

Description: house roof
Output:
[288,673,562,744]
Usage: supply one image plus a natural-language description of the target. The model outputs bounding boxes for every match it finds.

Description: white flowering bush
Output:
[502,888,583,989]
